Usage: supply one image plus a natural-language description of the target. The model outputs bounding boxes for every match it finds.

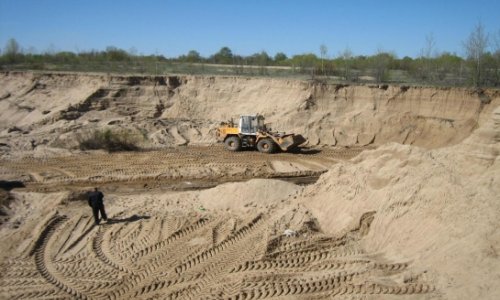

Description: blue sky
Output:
[0,0,499,58]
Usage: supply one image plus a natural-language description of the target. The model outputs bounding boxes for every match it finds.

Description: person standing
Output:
[88,187,108,225]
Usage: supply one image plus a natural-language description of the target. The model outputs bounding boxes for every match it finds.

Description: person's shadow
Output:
[105,214,150,224]
[64,215,151,253]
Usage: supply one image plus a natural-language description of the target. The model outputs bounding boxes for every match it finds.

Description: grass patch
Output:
[78,128,140,152]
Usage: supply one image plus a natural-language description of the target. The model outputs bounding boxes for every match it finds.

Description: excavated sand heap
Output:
[301,106,500,299]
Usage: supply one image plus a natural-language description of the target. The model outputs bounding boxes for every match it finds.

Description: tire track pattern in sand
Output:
[0,210,434,299]
[1,145,365,190]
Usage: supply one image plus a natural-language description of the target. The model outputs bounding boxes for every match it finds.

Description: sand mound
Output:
[198,179,301,212]
[300,107,500,299]
[0,191,69,261]
[1,180,437,299]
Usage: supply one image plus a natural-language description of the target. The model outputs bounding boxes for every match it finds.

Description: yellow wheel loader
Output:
[215,114,306,153]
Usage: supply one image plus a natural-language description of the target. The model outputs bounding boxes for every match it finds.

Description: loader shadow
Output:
[0,180,25,191]
[286,148,322,155]
[232,147,321,155]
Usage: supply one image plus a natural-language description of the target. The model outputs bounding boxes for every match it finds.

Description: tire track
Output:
[5,145,367,191]
[92,225,133,274]
[30,214,90,299]
[132,216,210,262]
[1,208,435,299]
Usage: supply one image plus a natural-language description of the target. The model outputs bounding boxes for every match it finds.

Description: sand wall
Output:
[166,76,499,148]
[1,71,499,151]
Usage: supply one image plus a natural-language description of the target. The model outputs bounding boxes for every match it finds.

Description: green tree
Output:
[492,29,500,86]
[291,53,318,75]
[54,51,77,63]
[274,52,288,64]
[4,38,21,62]
[434,52,463,84]
[371,50,395,83]
[255,51,271,74]
[463,22,489,87]
[186,50,201,63]
[320,44,328,75]
[339,47,353,80]
[399,56,413,71]
[417,33,437,82]
[482,52,498,86]
[213,47,233,64]
[105,46,130,61]
[254,51,271,65]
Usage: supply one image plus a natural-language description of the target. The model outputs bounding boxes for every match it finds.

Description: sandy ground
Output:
[0,72,499,299]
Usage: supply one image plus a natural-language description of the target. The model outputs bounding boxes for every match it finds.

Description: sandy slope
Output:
[0,183,435,299]
[302,106,500,299]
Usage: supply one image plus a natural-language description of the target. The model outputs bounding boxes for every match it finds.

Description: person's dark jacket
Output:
[88,190,104,208]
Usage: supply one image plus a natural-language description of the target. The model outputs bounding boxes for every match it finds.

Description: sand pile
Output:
[197,179,301,212]
[300,106,500,299]
[0,191,69,261]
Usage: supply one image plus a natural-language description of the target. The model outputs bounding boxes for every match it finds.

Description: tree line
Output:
[1,23,499,87]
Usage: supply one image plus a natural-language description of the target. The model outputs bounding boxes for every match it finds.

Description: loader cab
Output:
[239,114,266,134]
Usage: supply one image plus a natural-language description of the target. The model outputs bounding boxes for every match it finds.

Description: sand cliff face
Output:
[0,71,499,154]
[167,76,499,148]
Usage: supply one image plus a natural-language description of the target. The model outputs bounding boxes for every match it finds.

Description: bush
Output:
[78,128,140,152]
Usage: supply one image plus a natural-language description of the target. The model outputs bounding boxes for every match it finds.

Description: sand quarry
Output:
[0,71,499,299]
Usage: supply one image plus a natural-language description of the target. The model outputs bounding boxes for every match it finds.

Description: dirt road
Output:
[1,145,366,192]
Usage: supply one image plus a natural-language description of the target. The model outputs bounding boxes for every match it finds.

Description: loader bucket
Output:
[276,134,307,151]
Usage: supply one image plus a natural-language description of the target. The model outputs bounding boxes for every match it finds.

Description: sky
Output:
[0,0,499,59]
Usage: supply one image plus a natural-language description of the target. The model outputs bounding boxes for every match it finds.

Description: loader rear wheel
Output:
[257,138,276,153]
[224,136,242,151]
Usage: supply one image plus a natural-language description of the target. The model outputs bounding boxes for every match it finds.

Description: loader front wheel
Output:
[257,138,276,153]
[225,136,242,151]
